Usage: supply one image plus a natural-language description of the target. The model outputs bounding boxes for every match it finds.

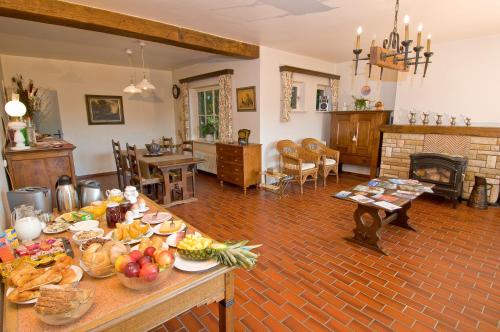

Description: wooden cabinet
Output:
[330,111,391,177]
[216,143,262,194]
[5,141,77,207]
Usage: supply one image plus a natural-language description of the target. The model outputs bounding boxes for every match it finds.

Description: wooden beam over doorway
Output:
[0,0,260,59]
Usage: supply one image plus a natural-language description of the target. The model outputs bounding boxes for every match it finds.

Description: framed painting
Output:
[236,86,256,112]
[85,95,124,125]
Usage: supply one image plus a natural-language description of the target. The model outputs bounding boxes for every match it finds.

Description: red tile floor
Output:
[98,172,500,331]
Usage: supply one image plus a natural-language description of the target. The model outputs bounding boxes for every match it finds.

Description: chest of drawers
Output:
[216,143,262,194]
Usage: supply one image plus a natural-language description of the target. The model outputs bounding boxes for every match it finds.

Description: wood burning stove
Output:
[409,153,468,208]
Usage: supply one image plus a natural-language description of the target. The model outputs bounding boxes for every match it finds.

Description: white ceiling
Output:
[1,0,500,69]
[64,0,500,62]
[0,17,227,71]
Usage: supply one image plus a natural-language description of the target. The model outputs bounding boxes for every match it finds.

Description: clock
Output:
[172,84,180,99]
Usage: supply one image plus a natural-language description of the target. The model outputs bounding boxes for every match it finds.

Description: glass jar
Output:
[119,201,131,222]
[106,202,120,228]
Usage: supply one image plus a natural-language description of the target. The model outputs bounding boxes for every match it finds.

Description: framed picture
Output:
[85,95,124,125]
[236,86,256,112]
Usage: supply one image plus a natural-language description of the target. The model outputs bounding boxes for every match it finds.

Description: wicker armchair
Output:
[277,140,320,194]
[302,138,340,186]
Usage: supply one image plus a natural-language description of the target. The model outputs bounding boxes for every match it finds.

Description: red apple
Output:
[137,255,152,267]
[139,262,158,282]
[154,250,174,268]
[128,250,143,262]
[144,246,156,257]
[124,262,140,278]
[115,254,133,273]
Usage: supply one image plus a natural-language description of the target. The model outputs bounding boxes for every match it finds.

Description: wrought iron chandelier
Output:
[352,0,433,79]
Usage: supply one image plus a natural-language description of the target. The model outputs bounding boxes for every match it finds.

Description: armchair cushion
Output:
[322,158,337,166]
[284,162,316,171]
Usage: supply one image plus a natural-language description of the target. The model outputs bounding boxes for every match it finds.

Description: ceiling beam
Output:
[0,0,260,59]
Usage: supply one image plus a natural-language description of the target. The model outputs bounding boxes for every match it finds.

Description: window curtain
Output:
[329,78,339,111]
[280,71,293,122]
[218,74,233,143]
[180,83,190,141]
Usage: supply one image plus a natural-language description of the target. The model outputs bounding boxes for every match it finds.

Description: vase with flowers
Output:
[11,75,42,145]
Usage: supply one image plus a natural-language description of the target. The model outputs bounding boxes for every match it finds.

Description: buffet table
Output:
[3,196,235,332]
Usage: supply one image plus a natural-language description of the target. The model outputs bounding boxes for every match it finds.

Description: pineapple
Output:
[177,233,262,269]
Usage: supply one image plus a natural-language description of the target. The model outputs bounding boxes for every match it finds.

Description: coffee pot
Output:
[55,175,79,213]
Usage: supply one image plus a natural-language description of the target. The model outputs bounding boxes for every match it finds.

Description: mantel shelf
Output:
[380,125,500,138]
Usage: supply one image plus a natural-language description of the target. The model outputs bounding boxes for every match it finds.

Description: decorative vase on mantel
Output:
[450,116,457,126]
[421,112,430,125]
[435,114,443,126]
[408,112,417,125]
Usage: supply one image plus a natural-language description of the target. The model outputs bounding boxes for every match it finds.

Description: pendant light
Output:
[136,41,156,91]
[123,49,141,94]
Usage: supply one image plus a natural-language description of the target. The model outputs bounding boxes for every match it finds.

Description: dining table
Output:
[121,149,205,207]
[2,195,235,332]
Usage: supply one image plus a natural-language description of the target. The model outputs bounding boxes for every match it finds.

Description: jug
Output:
[123,186,139,204]
[78,180,103,207]
[11,205,45,241]
[468,176,491,210]
[55,175,79,213]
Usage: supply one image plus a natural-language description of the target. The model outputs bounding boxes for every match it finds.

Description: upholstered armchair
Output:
[302,138,340,186]
[276,140,320,194]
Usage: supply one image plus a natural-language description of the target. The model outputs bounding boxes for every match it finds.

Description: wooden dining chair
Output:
[126,143,164,200]
[162,136,174,153]
[111,139,126,190]
[177,140,196,197]
[180,140,194,156]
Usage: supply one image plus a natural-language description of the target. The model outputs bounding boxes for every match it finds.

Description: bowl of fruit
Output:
[115,247,175,290]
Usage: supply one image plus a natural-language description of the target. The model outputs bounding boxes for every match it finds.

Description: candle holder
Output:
[423,51,434,77]
[401,40,413,70]
[421,112,430,125]
[353,49,363,76]
[435,114,443,126]
[450,116,457,126]
[465,117,471,127]
[408,111,417,125]
[412,46,424,74]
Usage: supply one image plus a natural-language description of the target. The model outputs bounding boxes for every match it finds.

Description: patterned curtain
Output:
[218,74,233,143]
[329,78,340,111]
[180,83,190,141]
[280,71,293,122]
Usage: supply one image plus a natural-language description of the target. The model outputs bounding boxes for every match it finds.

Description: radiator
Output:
[194,151,217,174]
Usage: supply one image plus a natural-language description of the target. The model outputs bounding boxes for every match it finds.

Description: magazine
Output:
[373,201,401,211]
[392,192,418,200]
[349,195,375,204]
[368,180,397,190]
[353,185,384,194]
[372,193,398,202]
[334,191,351,198]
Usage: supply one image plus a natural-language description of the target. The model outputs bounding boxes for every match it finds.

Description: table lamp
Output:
[5,93,29,150]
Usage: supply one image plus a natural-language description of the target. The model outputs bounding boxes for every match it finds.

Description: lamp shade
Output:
[123,83,142,94]
[136,77,156,91]
[5,93,27,117]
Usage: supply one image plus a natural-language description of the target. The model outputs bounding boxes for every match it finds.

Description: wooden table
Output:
[333,178,434,255]
[3,196,235,332]
[121,149,204,207]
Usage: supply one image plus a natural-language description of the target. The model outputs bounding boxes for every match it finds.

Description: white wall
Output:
[394,34,500,127]
[0,55,175,176]
[259,46,337,169]
[172,59,260,143]
[336,61,397,111]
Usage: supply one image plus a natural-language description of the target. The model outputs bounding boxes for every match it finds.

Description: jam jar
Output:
[106,202,121,228]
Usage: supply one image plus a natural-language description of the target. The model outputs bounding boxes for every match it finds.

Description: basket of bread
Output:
[80,241,128,278]
[34,283,95,325]
[6,255,82,304]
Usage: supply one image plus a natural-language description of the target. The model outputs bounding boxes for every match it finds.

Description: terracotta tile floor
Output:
[96,172,500,331]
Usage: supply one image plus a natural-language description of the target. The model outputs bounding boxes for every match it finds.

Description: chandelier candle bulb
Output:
[356,26,362,49]
[417,24,423,47]
[426,34,432,52]
[404,15,410,40]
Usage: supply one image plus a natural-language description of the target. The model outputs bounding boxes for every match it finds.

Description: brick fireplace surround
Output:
[379,125,500,202]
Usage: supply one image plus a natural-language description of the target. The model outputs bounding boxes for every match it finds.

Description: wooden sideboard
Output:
[5,140,77,207]
[330,111,391,177]
[216,143,262,194]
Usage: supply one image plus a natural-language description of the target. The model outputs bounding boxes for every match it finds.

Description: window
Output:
[316,84,332,112]
[290,81,305,112]
[196,87,219,139]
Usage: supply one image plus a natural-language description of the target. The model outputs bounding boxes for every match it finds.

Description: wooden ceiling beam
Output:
[0,0,259,59]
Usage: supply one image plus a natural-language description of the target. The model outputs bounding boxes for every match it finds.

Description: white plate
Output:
[152,223,186,236]
[43,223,70,234]
[141,212,173,225]
[104,227,153,245]
[138,206,150,213]
[6,265,83,304]
[69,220,100,233]
[131,241,169,251]
[132,212,144,219]
[73,228,105,246]
[6,287,38,304]
[173,253,219,272]
[166,233,180,248]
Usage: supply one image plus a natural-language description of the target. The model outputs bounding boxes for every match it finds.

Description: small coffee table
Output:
[333,178,434,255]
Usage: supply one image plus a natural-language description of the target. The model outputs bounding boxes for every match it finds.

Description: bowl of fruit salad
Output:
[114,247,175,290]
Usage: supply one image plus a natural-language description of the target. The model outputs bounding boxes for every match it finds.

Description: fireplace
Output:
[409,153,468,208]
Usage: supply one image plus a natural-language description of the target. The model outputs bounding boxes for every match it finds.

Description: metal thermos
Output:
[55,175,79,213]
[468,176,490,210]
[78,180,103,207]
